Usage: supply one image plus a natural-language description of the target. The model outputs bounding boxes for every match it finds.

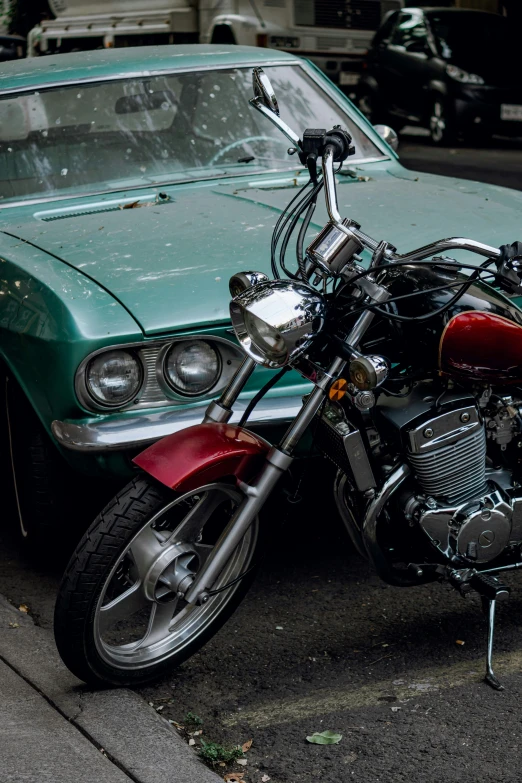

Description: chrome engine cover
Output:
[419,489,513,563]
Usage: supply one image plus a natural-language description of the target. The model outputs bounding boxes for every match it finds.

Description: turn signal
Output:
[349,355,389,390]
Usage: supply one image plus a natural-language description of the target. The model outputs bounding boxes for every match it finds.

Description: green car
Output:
[1,44,521,542]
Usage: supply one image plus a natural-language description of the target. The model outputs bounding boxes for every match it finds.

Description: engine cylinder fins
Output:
[408,427,487,506]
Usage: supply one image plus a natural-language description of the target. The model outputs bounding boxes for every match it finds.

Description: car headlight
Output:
[165,340,221,396]
[446,65,484,85]
[86,350,142,407]
[230,280,326,369]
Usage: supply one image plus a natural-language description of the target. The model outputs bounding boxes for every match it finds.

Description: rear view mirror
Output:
[115,90,177,115]
[252,68,280,117]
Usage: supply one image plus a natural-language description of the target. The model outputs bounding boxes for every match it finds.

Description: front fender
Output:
[133,423,271,493]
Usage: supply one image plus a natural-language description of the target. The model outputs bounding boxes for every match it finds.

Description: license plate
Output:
[339,72,360,86]
[501,104,522,121]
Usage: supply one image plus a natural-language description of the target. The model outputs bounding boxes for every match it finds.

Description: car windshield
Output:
[428,12,514,61]
[0,64,382,204]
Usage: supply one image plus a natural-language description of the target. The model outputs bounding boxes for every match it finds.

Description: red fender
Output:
[133,423,271,493]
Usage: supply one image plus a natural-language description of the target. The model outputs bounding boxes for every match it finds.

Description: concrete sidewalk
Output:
[0,595,220,783]
[0,658,133,783]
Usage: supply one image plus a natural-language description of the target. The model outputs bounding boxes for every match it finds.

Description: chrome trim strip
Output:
[52,393,304,452]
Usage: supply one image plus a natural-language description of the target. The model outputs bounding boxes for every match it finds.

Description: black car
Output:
[0,35,25,61]
[359,7,522,145]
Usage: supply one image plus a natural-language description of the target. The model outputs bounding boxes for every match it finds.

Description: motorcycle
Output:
[55,68,522,689]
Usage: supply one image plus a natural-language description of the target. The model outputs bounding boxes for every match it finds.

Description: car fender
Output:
[133,423,271,493]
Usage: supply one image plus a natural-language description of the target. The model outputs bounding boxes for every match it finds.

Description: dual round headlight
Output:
[164,340,221,396]
[230,279,326,369]
[86,350,142,407]
[85,340,221,408]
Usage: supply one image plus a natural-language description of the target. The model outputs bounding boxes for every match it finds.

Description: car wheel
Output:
[3,374,83,554]
[429,99,456,146]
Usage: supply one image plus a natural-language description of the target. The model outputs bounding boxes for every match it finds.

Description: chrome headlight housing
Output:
[230,280,326,368]
[86,350,143,408]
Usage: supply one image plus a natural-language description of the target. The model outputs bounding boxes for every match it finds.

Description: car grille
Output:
[294,0,382,30]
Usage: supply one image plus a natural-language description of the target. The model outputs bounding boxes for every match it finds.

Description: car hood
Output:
[3,166,522,335]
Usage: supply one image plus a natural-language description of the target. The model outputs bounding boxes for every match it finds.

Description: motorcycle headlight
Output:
[86,350,142,407]
[230,280,326,368]
[446,65,484,85]
[165,340,221,396]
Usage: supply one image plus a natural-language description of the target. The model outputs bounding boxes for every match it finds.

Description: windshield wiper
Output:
[238,155,255,164]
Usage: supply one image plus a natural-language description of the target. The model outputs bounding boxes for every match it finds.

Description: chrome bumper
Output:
[51,394,304,453]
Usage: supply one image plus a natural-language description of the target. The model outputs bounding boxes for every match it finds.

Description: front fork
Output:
[185,308,381,605]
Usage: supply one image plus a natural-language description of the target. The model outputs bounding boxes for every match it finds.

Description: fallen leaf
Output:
[456,640,465,646]
[123,200,140,209]
[168,720,184,730]
[224,773,244,782]
[306,730,342,745]
[236,758,247,766]
[242,739,253,753]
[8,622,19,628]
[188,738,196,746]
[261,776,271,782]
[18,605,29,613]
[219,762,226,767]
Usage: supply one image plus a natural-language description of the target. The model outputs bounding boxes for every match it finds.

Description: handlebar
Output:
[321,145,502,265]
[249,83,502,271]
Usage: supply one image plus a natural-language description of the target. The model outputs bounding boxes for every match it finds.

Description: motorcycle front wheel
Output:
[54,475,259,687]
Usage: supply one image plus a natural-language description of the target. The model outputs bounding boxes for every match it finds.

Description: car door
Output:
[381,10,432,121]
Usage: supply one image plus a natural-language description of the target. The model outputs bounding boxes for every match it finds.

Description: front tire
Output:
[54,475,259,687]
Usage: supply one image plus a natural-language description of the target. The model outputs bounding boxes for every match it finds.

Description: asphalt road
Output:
[2,139,522,783]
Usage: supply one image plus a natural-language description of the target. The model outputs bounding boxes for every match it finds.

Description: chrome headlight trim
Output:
[76,336,243,413]
[230,280,326,369]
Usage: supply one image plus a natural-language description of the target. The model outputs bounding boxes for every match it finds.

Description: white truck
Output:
[28,0,403,94]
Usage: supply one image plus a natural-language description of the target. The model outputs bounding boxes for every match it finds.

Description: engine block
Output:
[406,405,487,505]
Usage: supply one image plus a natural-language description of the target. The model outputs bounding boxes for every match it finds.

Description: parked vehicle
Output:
[1,44,521,549]
[359,7,521,145]
[28,0,403,93]
[0,44,399,547]
[55,66,522,692]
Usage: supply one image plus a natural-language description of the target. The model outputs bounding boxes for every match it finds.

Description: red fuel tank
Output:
[439,310,522,384]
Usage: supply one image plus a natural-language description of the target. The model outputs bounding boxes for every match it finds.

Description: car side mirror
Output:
[405,39,430,56]
[373,124,399,153]
[252,67,280,117]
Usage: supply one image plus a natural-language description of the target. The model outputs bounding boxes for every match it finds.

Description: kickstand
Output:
[482,596,504,691]
[470,573,509,691]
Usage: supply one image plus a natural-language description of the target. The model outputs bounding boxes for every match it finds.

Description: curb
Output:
[0,594,221,783]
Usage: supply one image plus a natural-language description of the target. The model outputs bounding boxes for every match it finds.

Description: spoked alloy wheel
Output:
[54,476,259,686]
[429,99,455,146]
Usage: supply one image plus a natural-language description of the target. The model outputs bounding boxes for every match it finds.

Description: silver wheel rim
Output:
[430,101,445,143]
[93,483,256,671]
